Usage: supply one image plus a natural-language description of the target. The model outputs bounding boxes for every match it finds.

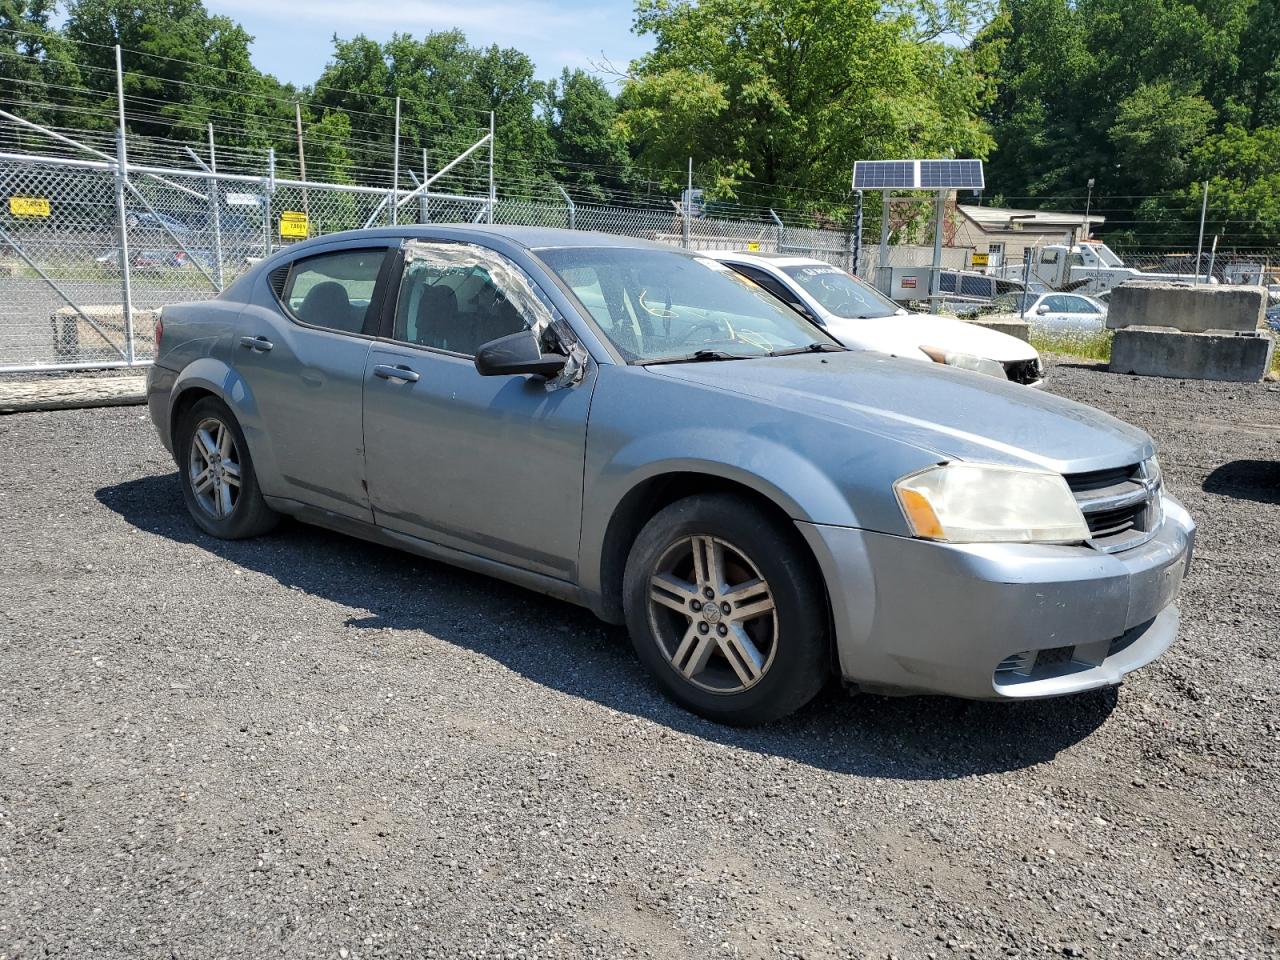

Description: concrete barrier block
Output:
[1107,282,1265,334]
[963,316,1031,343]
[1109,327,1274,382]
[50,305,159,358]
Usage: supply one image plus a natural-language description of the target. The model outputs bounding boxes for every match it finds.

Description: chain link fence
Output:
[8,149,1272,372]
[0,150,879,371]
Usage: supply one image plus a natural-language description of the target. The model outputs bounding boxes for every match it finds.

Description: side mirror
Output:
[474,329,567,380]
[1036,304,1051,315]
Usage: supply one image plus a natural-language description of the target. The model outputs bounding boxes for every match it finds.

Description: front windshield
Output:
[780,263,899,319]
[536,247,842,363]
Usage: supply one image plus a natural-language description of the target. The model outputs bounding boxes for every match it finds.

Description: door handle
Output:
[373,363,420,383]
[239,335,273,352]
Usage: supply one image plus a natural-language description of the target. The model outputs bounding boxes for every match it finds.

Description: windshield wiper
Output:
[644,349,755,365]
[768,342,845,356]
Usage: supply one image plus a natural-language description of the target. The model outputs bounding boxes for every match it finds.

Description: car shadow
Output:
[96,473,1119,781]
[1202,459,1280,505]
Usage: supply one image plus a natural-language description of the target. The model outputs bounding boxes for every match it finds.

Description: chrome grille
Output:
[1065,461,1161,553]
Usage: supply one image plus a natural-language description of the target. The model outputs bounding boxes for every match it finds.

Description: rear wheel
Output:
[177,396,277,539]
[623,493,830,725]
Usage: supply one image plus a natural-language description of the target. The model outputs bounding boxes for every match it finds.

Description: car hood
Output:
[647,351,1152,473]
[823,312,1037,363]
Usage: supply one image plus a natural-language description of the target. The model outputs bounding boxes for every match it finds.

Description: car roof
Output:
[275,224,674,256]
[703,250,833,269]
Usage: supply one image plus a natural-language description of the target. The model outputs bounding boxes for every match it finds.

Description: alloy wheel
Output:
[647,535,778,693]
[187,416,242,520]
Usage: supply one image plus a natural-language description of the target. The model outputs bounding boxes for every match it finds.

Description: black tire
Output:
[176,396,278,540]
[623,493,830,725]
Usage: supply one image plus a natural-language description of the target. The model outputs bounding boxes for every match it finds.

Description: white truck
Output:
[1024,241,1208,294]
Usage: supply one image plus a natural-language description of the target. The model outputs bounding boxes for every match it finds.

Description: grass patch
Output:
[1030,328,1114,363]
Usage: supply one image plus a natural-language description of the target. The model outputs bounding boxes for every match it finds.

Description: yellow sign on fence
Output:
[747,241,761,251]
[9,196,51,217]
[279,210,309,239]
[971,252,990,267]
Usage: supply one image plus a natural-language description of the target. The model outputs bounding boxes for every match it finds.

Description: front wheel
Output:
[177,396,278,539]
[623,494,830,725]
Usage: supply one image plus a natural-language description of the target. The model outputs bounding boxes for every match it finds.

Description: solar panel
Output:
[919,159,984,189]
[852,161,916,190]
[852,159,985,190]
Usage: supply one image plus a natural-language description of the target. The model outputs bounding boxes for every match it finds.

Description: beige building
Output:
[953,204,1103,271]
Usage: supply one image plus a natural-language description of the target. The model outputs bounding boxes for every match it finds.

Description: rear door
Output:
[361,241,596,580]
[233,243,395,521]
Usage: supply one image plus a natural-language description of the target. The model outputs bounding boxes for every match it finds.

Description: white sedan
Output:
[1007,292,1109,335]
[709,252,1045,386]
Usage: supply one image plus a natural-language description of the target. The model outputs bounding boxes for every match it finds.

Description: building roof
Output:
[957,204,1104,230]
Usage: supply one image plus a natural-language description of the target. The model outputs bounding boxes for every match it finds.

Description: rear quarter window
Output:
[280,249,387,334]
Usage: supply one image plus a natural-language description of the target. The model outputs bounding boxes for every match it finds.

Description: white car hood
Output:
[822,311,1038,364]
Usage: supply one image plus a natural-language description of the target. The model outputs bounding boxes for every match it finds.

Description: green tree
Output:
[310,31,554,196]
[616,0,995,211]
[0,0,85,134]
[975,0,1280,244]
[542,68,635,201]
[62,0,292,148]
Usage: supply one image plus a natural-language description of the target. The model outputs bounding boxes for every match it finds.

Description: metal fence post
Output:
[207,124,224,290]
[769,208,783,254]
[113,45,135,364]
[263,148,276,258]
[421,149,429,223]
[555,183,576,230]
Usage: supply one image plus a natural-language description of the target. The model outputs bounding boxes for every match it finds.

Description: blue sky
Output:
[204,0,653,86]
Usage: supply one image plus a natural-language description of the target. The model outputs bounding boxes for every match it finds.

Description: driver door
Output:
[361,241,597,580]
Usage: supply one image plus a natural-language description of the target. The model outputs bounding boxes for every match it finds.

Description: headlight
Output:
[919,345,1006,379]
[894,462,1089,544]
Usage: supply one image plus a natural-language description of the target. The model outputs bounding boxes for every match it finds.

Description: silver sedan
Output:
[147,226,1195,725]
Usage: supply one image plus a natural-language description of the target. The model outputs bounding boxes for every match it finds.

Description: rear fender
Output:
[169,358,283,495]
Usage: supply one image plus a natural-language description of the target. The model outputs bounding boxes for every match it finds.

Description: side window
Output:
[959,275,992,298]
[282,248,386,334]
[1068,296,1100,313]
[394,248,532,356]
[734,265,802,307]
[1043,295,1073,311]
[939,272,957,293]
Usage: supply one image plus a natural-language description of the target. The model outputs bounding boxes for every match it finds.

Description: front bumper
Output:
[798,494,1195,700]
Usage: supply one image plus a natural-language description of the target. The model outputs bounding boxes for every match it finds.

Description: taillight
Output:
[155,312,164,347]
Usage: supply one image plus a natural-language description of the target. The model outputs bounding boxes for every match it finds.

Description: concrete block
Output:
[1108,327,1274,382]
[963,316,1031,343]
[51,305,158,358]
[1107,282,1264,334]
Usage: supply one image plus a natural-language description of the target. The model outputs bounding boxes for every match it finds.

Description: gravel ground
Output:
[1,357,1278,960]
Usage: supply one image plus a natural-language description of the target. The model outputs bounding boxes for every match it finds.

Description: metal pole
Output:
[1083,177,1095,241]
[769,208,784,253]
[113,45,135,364]
[878,189,891,294]
[683,157,692,248]
[929,190,945,313]
[207,123,224,290]
[1021,248,1033,321]
[555,183,576,230]
[421,149,429,223]
[295,101,309,221]
[852,190,864,276]
[487,110,495,224]
[264,147,275,257]
[391,96,400,226]
[1194,180,1209,285]
[1207,234,1219,284]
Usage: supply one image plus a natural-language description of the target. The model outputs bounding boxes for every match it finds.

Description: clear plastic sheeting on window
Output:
[400,240,587,391]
